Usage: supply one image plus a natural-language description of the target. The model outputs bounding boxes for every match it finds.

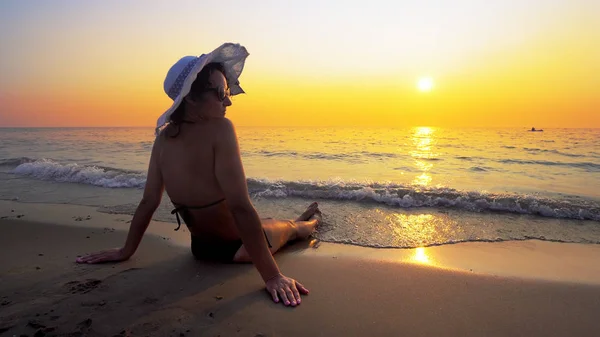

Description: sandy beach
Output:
[2,200,600,337]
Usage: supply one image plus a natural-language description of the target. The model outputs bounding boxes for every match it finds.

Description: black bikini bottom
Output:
[171,199,273,262]
[191,231,273,263]
[191,235,243,263]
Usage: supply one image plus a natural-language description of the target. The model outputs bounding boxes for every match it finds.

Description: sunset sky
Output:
[1,0,598,128]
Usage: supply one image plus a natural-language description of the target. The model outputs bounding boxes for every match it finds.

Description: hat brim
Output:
[156,43,249,133]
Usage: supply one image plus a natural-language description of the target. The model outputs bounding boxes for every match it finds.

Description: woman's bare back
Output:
[156,121,239,239]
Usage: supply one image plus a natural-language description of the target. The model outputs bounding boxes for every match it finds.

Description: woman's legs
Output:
[232,202,321,263]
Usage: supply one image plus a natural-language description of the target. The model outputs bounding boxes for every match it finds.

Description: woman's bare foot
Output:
[295,202,319,221]
[296,210,322,240]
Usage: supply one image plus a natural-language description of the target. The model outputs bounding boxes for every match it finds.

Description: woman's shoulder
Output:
[210,117,235,129]
[154,119,237,144]
[207,117,237,135]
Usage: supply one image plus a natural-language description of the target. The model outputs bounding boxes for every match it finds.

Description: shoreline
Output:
[2,199,600,285]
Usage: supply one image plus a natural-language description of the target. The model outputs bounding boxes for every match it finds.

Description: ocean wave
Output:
[249,150,402,162]
[469,166,488,172]
[5,157,600,221]
[0,157,36,166]
[501,146,593,159]
[499,159,600,172]
[319,236,600,249]
[247,178,600,221]
[10,158,145,188]
[522,147,588,158]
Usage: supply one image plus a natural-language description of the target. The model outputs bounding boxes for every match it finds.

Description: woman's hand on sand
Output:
[265,274,309,307]
[76,248,131,264]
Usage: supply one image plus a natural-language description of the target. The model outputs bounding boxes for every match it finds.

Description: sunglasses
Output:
[202,85,231,101]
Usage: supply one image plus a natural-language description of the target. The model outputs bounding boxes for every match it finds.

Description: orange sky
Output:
[1,0,598,128]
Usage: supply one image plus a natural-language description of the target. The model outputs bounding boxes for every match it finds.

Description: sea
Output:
[1,126,599,248]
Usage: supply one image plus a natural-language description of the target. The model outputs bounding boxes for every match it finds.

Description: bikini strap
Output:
[171,203,272,248]
[170,207,184,231]
[170,198,226,231]
[185,198,226,209]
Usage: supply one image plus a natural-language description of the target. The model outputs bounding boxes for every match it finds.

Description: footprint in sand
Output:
[77,318,93,332]
[65,279,102,294]
[143,297,159,304]
[81,300,107,308]
[27,319,50,329]
[0,322,16,334]
[115,328,132,337]
[0,214,24,219]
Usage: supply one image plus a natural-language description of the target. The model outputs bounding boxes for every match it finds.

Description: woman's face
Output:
[187,70,232,119]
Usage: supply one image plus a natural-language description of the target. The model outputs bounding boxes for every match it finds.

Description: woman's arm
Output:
[76,140,164,264]
[121,140,165,257]
[213,118,279,279]
[213,118,308,305]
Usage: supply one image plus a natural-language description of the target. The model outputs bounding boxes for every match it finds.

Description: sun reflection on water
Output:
[409,127,438,187]
[413,172,432,186]
[411,247,431,264]
[384,212,459,253]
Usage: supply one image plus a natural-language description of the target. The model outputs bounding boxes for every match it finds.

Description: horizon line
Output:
[0,125,598,129]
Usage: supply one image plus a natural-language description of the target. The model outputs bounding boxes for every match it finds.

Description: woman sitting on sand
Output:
[76,43,321,307]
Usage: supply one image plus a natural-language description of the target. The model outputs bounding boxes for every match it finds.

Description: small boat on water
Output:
[529,127,544,132]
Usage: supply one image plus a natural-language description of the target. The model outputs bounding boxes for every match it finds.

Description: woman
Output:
[76,43,321,307]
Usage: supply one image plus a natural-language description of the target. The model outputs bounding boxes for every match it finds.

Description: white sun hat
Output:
[155,42,249,135]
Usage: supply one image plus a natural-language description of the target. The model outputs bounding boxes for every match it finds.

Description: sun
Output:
[417,77,434,92]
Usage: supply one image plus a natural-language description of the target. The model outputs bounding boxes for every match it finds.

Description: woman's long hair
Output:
[164,62,226,138]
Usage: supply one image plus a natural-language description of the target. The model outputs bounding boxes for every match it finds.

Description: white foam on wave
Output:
[7,160,599,221]
[11,158,146,188]
[248,178,600,221]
